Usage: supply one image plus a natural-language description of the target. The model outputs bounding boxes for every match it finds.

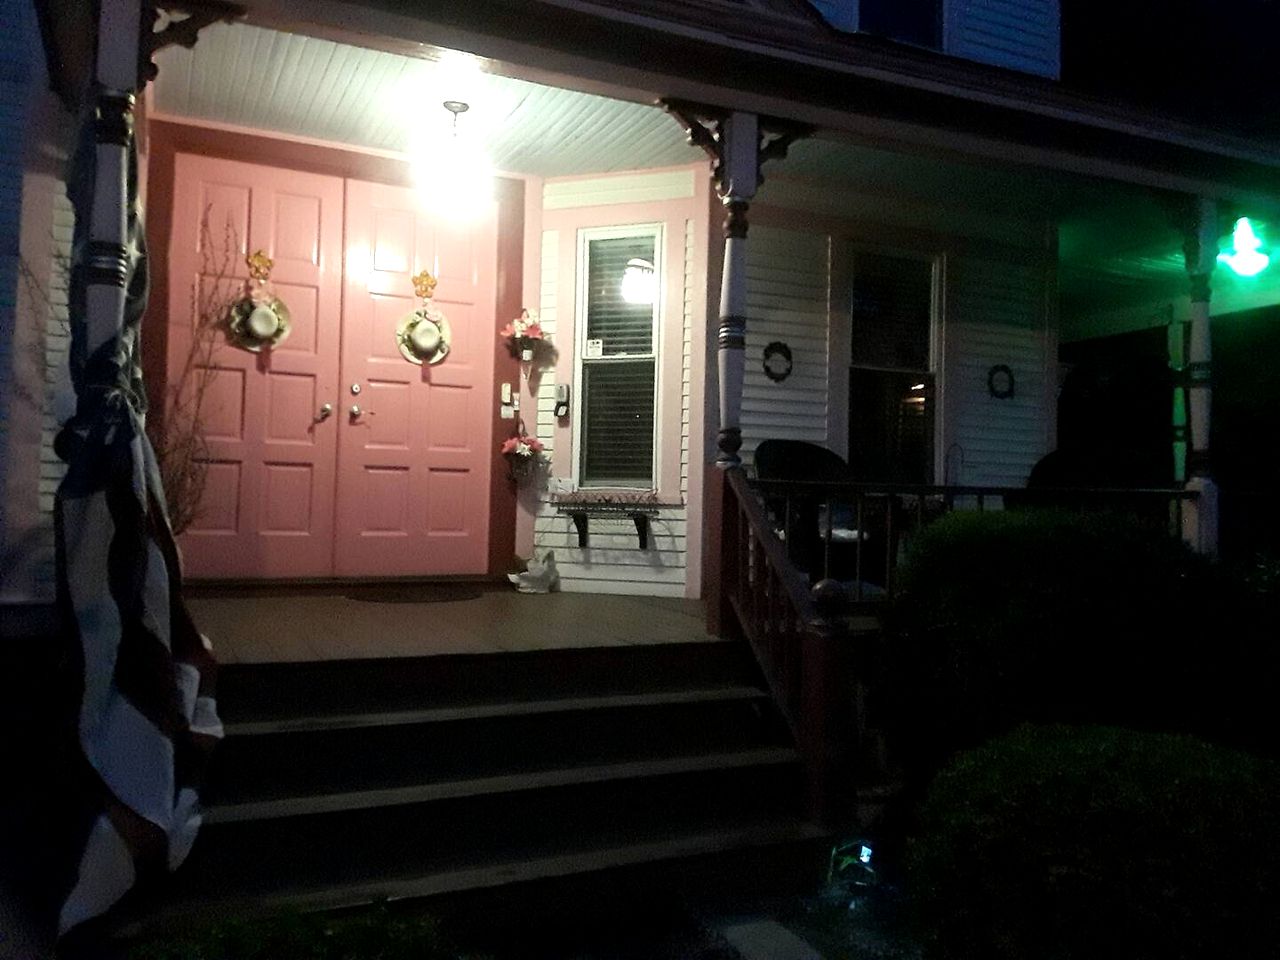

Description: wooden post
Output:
[1181,198,1219,555]
[803,580,854,826]
[702,467,739,637]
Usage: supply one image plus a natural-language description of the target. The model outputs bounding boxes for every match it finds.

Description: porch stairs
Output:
[122,641,829,934]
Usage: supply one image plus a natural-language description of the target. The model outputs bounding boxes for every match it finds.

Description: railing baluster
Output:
[823,494,833,580]
[884,494,895,595]
[855,494,865,602]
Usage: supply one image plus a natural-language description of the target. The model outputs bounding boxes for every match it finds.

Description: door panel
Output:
[336,180,497,576]
[169,154,343,578]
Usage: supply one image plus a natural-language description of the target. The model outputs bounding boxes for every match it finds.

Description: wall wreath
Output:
[762,341,793,382]
[396,270,452,366]
[987,364,1016,399]
[226,250,291,352]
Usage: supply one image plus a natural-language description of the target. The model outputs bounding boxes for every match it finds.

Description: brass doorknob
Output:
[350,404,362,418]
[315,402,333,422]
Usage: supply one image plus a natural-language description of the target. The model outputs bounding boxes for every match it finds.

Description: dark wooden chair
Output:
[753,440,864,581]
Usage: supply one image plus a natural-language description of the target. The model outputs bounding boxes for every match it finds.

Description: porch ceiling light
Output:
[1218,217,1270,277]
[621,258,657,305]
[410,99,493,221]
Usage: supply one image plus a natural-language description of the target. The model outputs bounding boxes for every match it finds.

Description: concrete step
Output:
[109,640,827,938]
[174,756,808,900]
[216,642,760,724]
[209,688,784,805]
[122,816,830,939]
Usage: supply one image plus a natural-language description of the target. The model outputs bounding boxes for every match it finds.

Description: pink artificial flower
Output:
[501,434,544,457]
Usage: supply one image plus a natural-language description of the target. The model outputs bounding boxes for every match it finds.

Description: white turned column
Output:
[85,0,141,362]
[1181,197,1219,555]
[715,112,759,468]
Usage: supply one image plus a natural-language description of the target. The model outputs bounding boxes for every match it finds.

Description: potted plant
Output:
[500,308,545,361]
[501,430,547,482]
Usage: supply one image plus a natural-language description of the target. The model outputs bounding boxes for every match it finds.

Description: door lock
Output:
[350,383,362,395]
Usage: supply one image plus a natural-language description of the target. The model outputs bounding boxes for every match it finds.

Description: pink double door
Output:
[169,154,496,580]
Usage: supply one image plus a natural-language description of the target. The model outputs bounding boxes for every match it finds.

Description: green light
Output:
[1218,217,1271,277]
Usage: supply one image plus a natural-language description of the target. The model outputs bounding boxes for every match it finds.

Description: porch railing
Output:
[715,469,873,826]
[711,471,1201,825]
[751,479,1202,601]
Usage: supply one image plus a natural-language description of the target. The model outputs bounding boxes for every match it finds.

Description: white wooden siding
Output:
[534,230,559,457]
[543,170,695,210]
[530,217,693,597]
[807,1,1060,79]
[0,80,23,534]
[40,190,74,506]
[740,226,831,463]
[945,257,1052,486]
[945,0,1061,80]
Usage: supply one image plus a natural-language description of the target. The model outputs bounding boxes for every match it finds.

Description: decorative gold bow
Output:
[412,270,438,301]
[246,250,274,282]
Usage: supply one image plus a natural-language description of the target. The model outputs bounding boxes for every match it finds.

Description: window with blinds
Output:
[577,229,661,488]
[848,250,937,483]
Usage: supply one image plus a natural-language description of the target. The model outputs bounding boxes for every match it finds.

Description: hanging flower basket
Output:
[500,309,547,362]
[501,432,547,483]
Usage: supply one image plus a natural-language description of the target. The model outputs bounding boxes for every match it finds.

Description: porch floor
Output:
[187,585,715,664]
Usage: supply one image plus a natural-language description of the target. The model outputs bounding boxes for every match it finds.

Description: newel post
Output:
[1180,198,1220,555]
[803,579,855,825]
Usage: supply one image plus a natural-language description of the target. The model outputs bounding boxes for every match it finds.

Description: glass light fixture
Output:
[620,258,657,305]
[410,99,493,222]
[1218,217,1270,277]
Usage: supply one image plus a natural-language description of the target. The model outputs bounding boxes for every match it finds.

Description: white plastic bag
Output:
[508,549,560,593]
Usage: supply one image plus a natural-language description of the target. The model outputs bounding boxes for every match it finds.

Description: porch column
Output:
[1180,197,1219,555]
[715,113,760,468]
[83,0,141,371]
[664,103,811,469]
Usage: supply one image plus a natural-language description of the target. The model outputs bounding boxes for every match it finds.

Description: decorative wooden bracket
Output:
[661,99,814,195]
[142,1,246,85]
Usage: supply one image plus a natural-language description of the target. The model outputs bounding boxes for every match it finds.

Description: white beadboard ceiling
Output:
[151,22,704,176]
[151,21,1217,320]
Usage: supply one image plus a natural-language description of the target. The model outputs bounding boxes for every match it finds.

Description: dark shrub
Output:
[883,508,1277,783]
[908,725,1280,960]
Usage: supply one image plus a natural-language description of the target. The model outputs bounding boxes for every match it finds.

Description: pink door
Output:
[168,154,344,579]
[335,180,498,576]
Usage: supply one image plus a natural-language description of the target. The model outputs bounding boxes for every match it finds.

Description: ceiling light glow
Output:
[1218,217,1271,277]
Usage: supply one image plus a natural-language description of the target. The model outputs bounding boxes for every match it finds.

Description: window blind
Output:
[581,360,656,486]
[585,236,656,356]
[849,251,932,371]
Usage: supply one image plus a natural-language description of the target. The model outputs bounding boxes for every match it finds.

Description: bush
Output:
[908,725,1280,960]
[883,508,1277,782]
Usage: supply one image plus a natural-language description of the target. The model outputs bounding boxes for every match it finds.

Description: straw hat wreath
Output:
[227,250,291,352]
[396,270,453,365]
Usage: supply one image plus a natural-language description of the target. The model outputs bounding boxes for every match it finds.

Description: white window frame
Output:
[572,223,665,490]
